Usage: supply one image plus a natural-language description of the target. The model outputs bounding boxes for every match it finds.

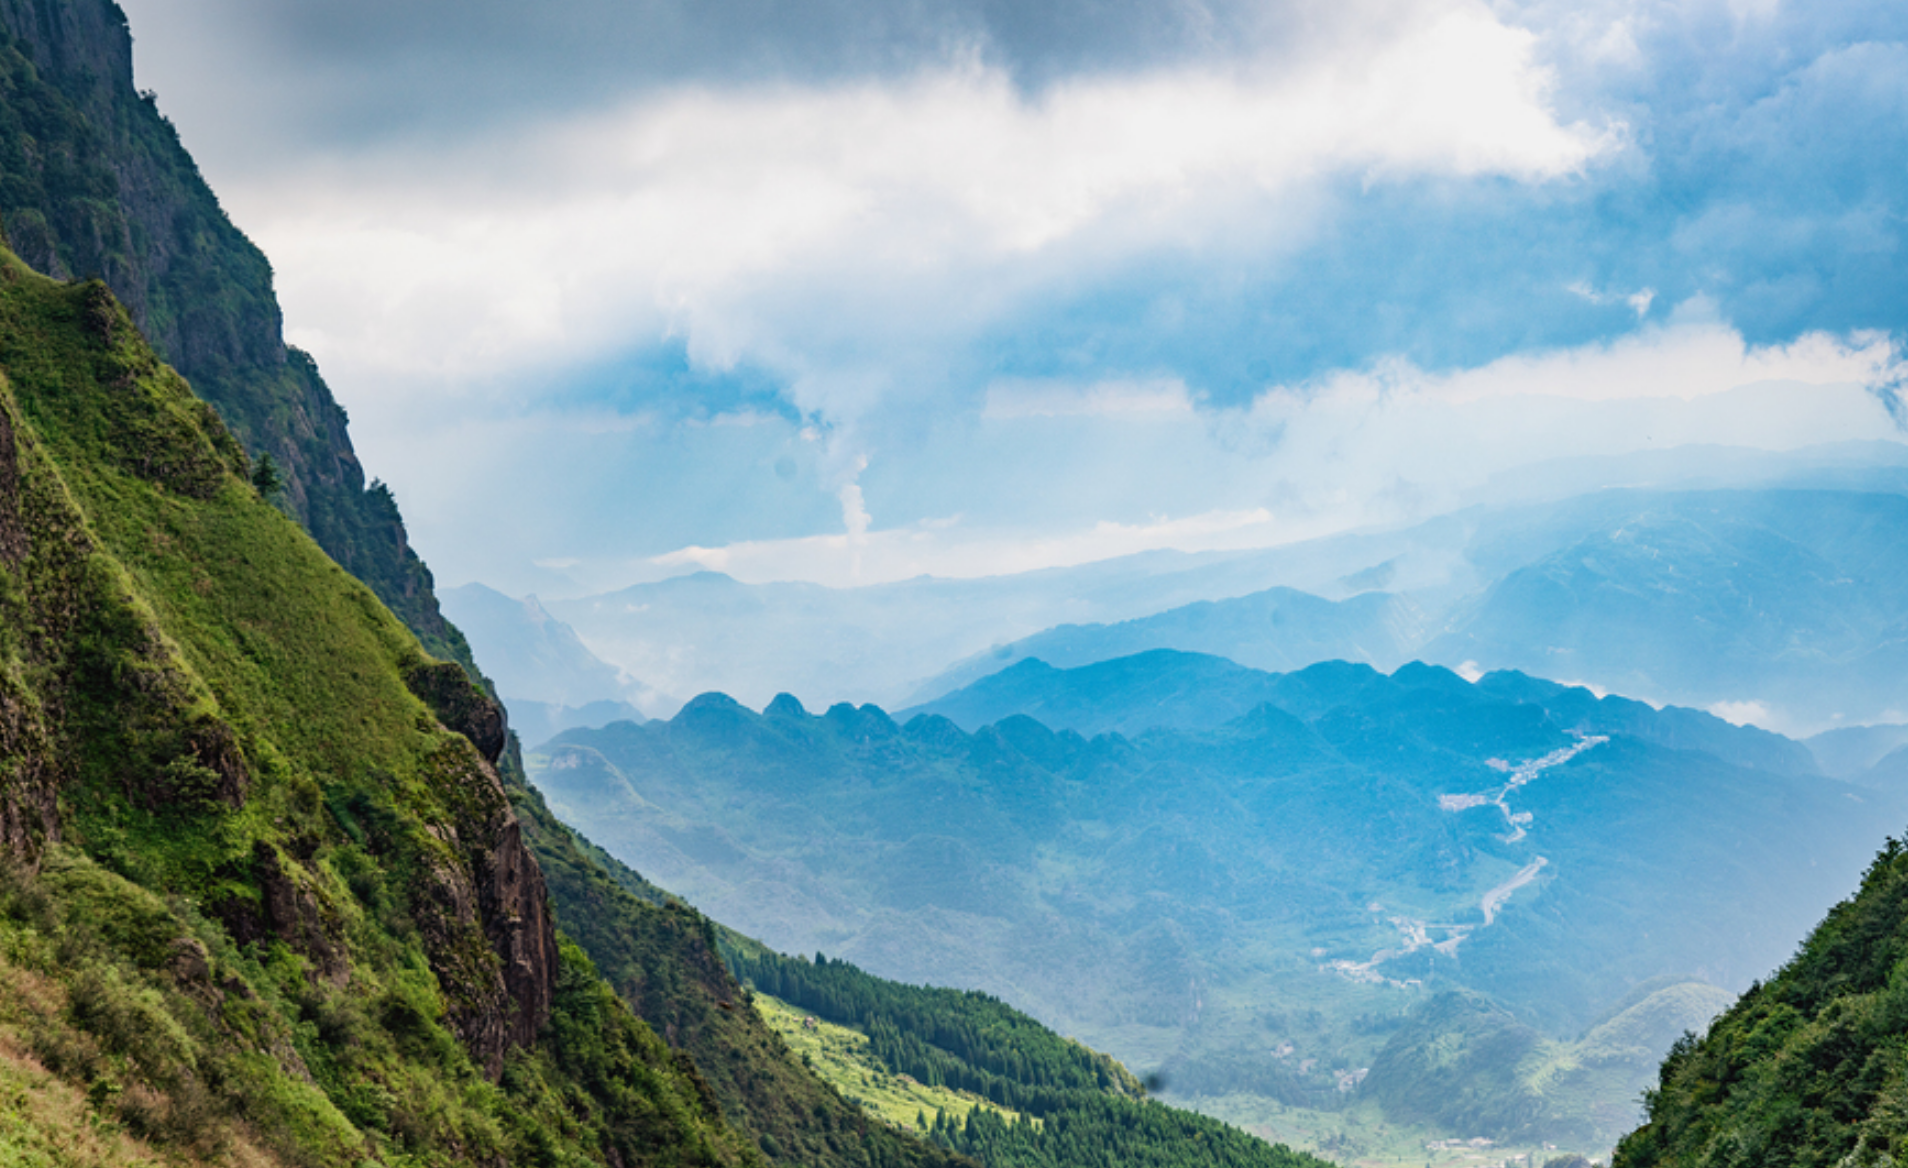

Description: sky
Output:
[116,0,1908,596]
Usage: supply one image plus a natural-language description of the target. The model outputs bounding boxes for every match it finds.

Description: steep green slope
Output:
[0,0,475,670]
[1614,836,1908,1168]
[0,252,754,1165]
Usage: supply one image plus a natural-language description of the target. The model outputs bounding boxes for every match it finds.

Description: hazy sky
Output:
[118,0,1908,595]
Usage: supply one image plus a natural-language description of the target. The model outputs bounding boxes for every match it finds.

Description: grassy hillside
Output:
[751,991,1029,1133]
[1614,835,1908,1168]
[0,251,765,1165]
[0,0,477,672]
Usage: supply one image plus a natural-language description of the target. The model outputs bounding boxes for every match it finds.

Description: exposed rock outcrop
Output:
[247,841,348,984]
[416,738,556,1077]
[406,660,508,764]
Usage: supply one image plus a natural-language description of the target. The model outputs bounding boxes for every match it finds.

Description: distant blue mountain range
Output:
[460,449,1908,741]
[910,486,1908,734]
[528,653,1892,1144]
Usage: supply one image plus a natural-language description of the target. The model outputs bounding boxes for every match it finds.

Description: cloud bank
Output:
[115,0,1908,593]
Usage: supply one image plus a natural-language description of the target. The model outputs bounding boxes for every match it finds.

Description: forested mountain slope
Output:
[1614,835,1908,1168]
[725,943,1328,1168]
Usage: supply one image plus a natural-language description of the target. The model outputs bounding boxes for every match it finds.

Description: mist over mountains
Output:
[456,448,1908,741]
[527,654,1890,1146]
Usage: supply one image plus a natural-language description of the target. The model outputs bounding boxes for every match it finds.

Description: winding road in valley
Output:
[1324,735,1607,986]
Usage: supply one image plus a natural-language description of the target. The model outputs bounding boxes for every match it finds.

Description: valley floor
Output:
[1182,1095,1607,1168]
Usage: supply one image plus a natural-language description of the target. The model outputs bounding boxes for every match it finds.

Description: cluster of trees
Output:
[729,946,1327,1168]
[1615,837,1908,1166]
[730,948,1138,1112]
[928,1096,1326,1168]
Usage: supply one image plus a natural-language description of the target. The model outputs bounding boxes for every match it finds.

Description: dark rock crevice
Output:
[411,737,556,1078]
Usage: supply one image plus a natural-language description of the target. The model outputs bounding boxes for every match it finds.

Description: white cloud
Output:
[1259,313,1892,408]
[1707,699,1771,725]
[646,506,1281,588]
[569,322,1900,588]
[1567,281,1655,318]
[229,0,1611,415]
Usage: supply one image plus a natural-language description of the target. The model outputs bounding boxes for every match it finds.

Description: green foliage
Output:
[503,939,752,1168]
[728,946,1142,1116]
[0,251,758,1167]
[752,991,1026,1131]
[1614,836,1908,1168]
[250,451,283,499]
[926,1089,1329,1168]
[725,944,1327,1168]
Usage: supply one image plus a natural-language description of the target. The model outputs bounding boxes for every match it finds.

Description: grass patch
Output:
[753,991,1026,1135]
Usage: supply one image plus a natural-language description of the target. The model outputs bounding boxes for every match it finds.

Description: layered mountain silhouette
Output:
[903,486,1908,734]
[531,654,1891,1145]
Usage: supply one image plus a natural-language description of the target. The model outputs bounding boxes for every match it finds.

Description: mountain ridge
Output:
[530,654,1889,1148]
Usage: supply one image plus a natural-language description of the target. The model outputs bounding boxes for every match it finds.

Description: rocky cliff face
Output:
[0,0,477,672]
[403,658,557,1067]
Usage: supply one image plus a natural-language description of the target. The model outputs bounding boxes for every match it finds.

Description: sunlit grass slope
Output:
[751,991,1027,1133]
[726,940,1331,1168]
[0,253,754,1165]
